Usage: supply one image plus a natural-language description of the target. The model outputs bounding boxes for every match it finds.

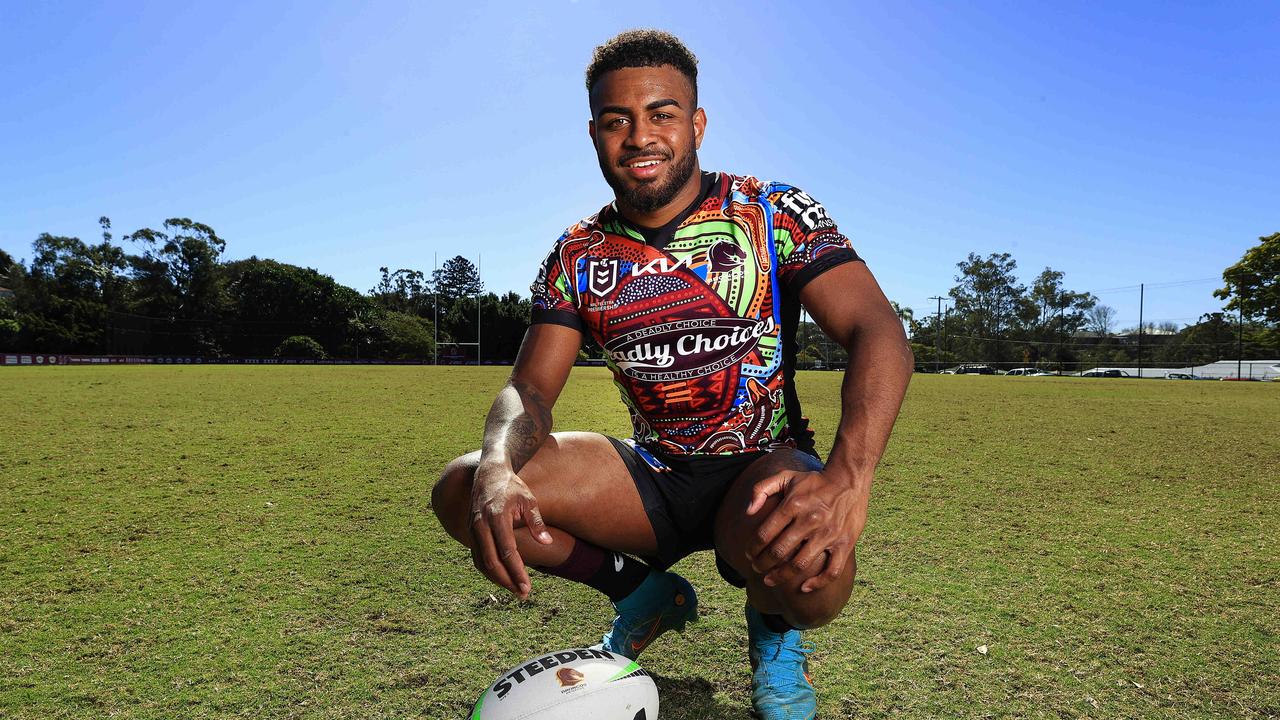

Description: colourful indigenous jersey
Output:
[530,172,861,457]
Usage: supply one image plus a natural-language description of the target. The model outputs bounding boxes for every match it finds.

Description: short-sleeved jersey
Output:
[530,172,861,457]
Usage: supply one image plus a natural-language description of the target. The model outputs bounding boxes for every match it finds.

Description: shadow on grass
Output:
[653,673,748,719]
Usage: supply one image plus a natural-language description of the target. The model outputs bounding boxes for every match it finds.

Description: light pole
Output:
[1237,290,1244,380]
[929,296,946,373]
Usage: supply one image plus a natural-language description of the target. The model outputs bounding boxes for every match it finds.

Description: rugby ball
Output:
[470,647,658,720]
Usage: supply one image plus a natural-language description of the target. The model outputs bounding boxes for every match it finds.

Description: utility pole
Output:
[929,296,946,373]
[943,306,950,357]
[433,252,439,365]
[1237,289,1244,380]
[1137,283,1144,378]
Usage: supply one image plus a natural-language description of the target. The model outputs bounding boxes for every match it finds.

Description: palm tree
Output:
[890,301,913,333]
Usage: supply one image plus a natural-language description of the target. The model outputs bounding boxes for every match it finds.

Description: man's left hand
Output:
[745,469,870,593]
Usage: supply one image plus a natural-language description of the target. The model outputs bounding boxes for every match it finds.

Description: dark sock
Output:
[762,612,797,634]
[536,539,651,602]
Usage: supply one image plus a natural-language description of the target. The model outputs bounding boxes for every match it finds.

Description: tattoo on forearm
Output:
[494,380,552,473]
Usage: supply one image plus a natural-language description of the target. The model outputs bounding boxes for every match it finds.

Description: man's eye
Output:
[653,113,673,121]
[607,118,629,129]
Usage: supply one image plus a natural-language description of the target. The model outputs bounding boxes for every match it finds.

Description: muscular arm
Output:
[480,379,553,476]
[804,261,914,491]
[747,260,913,591]
[471,323,582,598]
[478,323,580,472]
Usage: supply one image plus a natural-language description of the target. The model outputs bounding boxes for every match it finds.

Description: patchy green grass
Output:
[1,367,1276,719]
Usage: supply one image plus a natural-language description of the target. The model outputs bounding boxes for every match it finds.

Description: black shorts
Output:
[606,437,821,587]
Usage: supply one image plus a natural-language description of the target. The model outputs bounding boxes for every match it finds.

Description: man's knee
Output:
[775,555,857,629]
[713,448,856,629]
[784,599,843,631]
[431,452,480,544]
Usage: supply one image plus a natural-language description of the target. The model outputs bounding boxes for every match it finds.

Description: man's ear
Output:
[588,119,596,144]
[693,108,707,150]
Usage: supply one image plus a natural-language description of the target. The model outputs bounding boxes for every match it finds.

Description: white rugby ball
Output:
[470,647,659,720]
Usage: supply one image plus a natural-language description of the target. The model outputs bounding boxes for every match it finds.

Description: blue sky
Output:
[2,1,1276,330]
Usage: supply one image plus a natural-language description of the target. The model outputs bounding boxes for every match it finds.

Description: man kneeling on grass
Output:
[433,29,912,718]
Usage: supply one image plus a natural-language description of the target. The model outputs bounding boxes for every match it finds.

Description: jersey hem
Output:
[529,307,585,331]
[788,248,863,296]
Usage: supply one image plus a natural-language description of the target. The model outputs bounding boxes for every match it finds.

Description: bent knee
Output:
[431,452,480,544]
[782,592,847,630]
[774,556,857,629]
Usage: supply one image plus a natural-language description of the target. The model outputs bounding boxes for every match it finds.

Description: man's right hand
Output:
[469,462,554,600]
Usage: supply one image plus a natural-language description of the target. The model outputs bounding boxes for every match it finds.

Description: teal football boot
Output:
[597,570,697,659]
[746,604,817,720]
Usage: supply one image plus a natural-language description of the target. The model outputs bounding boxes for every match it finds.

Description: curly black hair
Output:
[585,29,698,104]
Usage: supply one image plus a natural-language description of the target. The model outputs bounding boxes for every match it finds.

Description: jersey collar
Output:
[605,171,723,250]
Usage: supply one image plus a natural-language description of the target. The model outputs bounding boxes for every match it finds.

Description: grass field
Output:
[1,366,1277,719]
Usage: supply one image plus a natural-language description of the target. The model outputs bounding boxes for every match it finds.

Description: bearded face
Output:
[589,65,705,219]
[598,142,697,213]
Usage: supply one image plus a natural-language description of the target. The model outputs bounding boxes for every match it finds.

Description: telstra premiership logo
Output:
[587,258,620,296]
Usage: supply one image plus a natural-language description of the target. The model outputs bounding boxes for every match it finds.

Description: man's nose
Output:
[625,118,655,148]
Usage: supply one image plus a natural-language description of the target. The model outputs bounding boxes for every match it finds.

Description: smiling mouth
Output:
[623,156,666,168]
[620,155,667,180]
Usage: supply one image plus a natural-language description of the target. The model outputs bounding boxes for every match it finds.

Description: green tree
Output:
[907,342,960,370]
[1215,232,1279,326]
[432,255,483,302]
[483,291,533,362]
[0,248,15,279]
[0,248,17,348]
[19,231,129,352]
[1024,268,1095,334]
[375,311,436,360]
[889,301,913,333]
[1171,313,1237,366]
[948,252,1025,362]
[795,320,848,367]
[1020,267,1096,363]
[125,218,228,354]
[221,257,381,358]
[275,335,327,359]
[370,267,433,316]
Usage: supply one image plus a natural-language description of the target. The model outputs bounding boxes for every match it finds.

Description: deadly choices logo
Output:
[604,316,776,382]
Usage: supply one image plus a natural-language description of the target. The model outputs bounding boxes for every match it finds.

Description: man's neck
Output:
[615,163,705,229]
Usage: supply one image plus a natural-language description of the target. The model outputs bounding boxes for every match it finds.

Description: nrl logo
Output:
[587,258,619,296]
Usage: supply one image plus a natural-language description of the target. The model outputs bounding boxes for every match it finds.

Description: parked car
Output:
[1081,369,1131,378]
[948,364,995,375]
[1004,367,1046,376]
[1165,372,1201,380]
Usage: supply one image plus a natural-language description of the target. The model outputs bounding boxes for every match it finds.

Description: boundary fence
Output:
[1,353,607,368]
[6,354,1275,380]
[901,359,1279,380]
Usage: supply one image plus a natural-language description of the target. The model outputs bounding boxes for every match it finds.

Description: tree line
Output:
[2,218,1275,367]
[898,234,1279,370]
[0,217,529,361]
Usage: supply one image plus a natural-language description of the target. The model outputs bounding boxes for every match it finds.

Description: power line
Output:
[1090,277,1220,295]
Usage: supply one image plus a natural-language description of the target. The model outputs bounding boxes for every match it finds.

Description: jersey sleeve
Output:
[529,237,585,332]
[769,184,863,294]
